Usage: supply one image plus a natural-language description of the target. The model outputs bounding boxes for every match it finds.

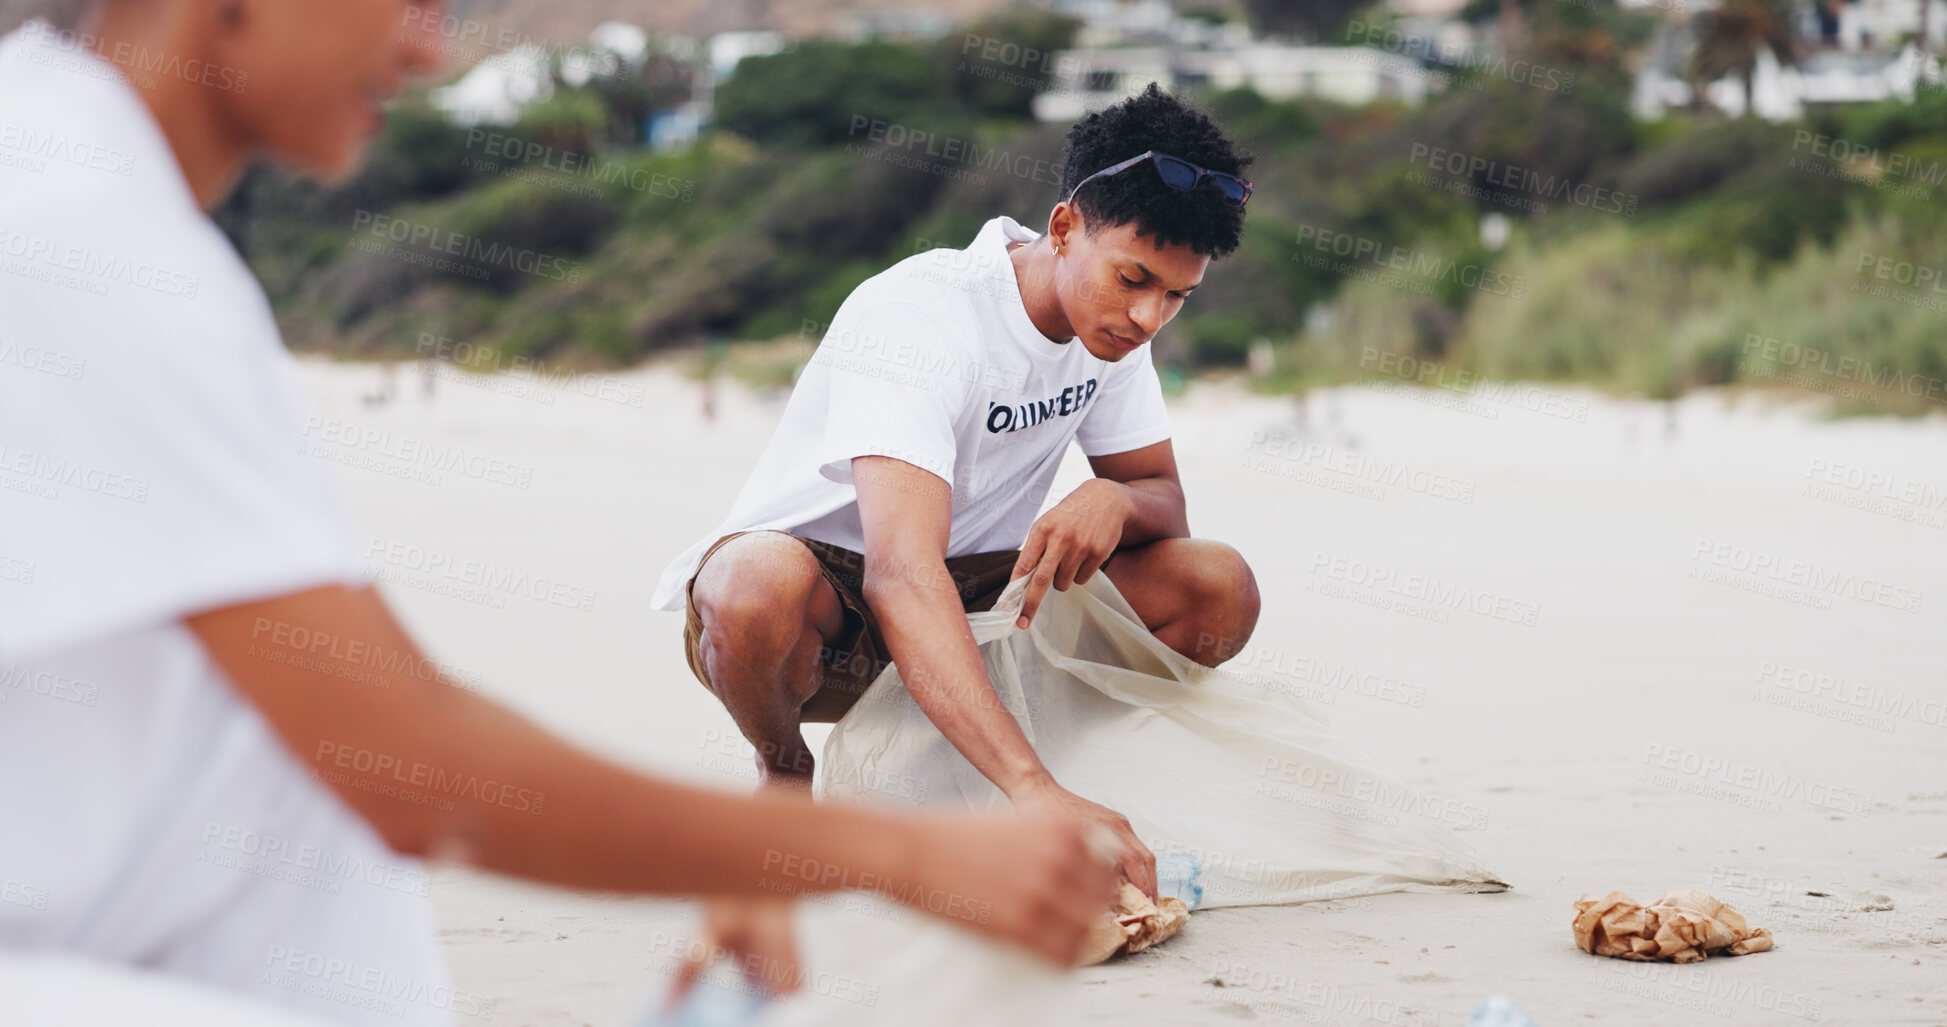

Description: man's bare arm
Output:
[186,584,1113,962]
[851,456,1049,796]
[852,455,1157,896]
[1012,440,1189,628]
[1085,439,1189,545]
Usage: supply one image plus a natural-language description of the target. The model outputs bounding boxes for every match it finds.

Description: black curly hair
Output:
[1058,82,1252,259]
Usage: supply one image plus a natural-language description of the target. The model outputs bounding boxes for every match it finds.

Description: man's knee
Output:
[693,534,834,651]
[1176,540,1260,665]
[1175,540,1258,612]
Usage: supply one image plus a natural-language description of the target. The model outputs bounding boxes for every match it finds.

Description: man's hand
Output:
[1012,478,1134,629]
[1008,776,1157,901]
[672,896,801,1002]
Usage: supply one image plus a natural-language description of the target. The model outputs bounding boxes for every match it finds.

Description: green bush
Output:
[938,10,1080,119]
[713,40,954,147]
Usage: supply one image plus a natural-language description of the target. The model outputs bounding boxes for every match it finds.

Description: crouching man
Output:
[652,84,1262,896]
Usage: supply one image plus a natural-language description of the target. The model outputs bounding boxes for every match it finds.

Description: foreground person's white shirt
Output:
[0,22,454,1026]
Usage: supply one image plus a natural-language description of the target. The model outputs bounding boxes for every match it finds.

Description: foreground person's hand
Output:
[903,815,1118,966]
[671,895,802,1003]
[1007,779,1157,901]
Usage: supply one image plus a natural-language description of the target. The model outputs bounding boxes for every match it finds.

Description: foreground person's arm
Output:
[853,456,1157,898]
[187,585,1112,964]
[1012,440,1188,628]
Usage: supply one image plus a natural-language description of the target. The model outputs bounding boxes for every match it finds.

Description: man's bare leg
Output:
[1099,537,1261,667]
[690,532,845,787]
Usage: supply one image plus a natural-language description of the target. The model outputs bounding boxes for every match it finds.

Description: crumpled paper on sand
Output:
[1081,881,1190,965]
[1572,889,1773,963]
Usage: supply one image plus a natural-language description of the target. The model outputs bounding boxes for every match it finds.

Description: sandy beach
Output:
[297,357,1947,1026]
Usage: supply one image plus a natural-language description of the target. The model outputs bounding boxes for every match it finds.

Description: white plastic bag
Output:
[820,574,1505,908]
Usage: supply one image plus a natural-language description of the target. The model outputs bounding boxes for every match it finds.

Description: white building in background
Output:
[429,44,554,126]
[428,21,646,126]
[1032,43,1435,121]
[704,30,791,82]
[1057,0,1183,47]
[1834,0,1947,52]
[1634,42,1941,120]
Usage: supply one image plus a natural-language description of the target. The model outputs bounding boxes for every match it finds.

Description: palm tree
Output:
[1692,0,1802,117]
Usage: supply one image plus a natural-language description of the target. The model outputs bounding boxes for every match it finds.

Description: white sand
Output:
[299,358,1947,1025]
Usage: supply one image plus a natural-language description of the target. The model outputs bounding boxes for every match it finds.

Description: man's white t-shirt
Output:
[650,215,1172,609]
[0,22,450,1026]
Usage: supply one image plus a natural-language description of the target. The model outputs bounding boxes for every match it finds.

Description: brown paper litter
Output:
[1081,880,1190,965]
[1572,889,1774,963]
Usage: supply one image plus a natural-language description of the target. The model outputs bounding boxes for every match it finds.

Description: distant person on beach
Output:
[0,2,1113,1023]
[653,84,1262,902]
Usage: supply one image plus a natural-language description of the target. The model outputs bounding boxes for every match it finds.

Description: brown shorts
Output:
[683,531,1022,723]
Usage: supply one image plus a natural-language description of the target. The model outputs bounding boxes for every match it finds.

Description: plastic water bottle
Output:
[1465,994,1538,1027]
[1154,848,1204,910]
[635,970,768,1027]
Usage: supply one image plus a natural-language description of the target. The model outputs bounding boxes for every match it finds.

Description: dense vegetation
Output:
[220,2,1947,413]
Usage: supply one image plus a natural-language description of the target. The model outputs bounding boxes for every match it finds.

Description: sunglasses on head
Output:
[1065,150,1252,209]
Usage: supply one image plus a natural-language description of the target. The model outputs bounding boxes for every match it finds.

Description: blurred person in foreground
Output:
[0,2,1114,1023]
[654,84,1263,904]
